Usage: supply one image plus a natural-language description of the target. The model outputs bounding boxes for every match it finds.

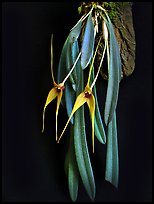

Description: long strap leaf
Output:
[57,37,68,107]
[66,40,80,91]
[74,66,96,200]
[65,81,75,124]
[57,18,82,84]
[104,17,122,125]
[57,37,74,124]
[91,67,106,144]
[58,19,81,86]
[81,13,95,70]
[65,125,79,202]
[105,111,119,188]
[57,22,81,123]
[69,20,82,43]
[66,20,82,89]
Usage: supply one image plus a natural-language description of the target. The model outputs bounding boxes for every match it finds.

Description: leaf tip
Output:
[89,191,96,201]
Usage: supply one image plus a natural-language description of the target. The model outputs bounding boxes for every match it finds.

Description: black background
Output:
[2,2,152,202]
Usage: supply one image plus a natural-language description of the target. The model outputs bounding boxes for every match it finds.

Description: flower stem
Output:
[97,5,107,14]
[81,6,94,22]
[87,36,102,87]
[50,34,56,85]
[62,52,81,85]
[91,41,107,89]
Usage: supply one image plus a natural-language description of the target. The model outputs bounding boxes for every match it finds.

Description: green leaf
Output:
[57,21,82,123]
[105,111,119,188]
[57,37,69,107]
[74,66,96,200]
[74,43,81,92]
[65,41,81,124]
[91,67,106,144]
[69,20,82,43]
[65,81,75,124]
[64,152,69,176]
[81,14,95,70]
[57,37,74,124]
[67,21,82,89]
[57,19,82,85]
[66,41,81,92]
[104,17,122,125]
[67,125,79,202]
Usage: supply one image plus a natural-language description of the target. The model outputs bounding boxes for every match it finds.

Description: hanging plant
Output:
[42,2,135,201]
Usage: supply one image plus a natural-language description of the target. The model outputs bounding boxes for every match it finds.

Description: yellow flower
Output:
[42,82,65,141]
[42,35,81,141]
[42,35,65,141]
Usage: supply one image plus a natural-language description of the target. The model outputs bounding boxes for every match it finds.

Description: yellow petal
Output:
[87,93,95,153]
[56,91,63,141]
[85,85,92,93]
[57,92,86,143]
[42,87,58,132]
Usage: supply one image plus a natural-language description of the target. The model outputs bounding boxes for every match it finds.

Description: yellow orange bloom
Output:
[42,34,81,141]
[42,35,65,141]
[42,82,65,141]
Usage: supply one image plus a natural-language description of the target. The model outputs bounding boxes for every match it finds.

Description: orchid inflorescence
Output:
[42,4,121,201]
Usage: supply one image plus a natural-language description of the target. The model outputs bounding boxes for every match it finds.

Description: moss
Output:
[101,2,132,20]
[78,2,132,20]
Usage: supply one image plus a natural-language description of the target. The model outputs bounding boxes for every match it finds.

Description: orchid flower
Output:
[42,35,81,141]
[58,23,108,153]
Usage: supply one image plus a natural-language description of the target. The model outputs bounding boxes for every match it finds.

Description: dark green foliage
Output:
[91,67,106,144]
[68,126,79,201]
[74,68,96,200]
[54,4,122,201]
[104,17,122,125]
[81,14,95,69]
[105,111,119,188]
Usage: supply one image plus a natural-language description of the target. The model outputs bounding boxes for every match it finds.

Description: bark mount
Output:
[78,2,136,79]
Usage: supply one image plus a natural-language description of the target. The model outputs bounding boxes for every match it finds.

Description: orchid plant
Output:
[42,3,121,201]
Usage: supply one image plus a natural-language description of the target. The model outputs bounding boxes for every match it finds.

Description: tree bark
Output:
[111,3,136,78]
[78,2,136,79]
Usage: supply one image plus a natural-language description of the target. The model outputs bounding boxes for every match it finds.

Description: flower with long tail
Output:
[42,35,81,141]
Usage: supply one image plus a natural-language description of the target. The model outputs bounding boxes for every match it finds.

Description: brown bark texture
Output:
[111,3,136,78]
[79,2,136,79]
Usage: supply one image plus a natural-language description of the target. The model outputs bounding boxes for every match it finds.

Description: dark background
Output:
[2,2,152,202]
